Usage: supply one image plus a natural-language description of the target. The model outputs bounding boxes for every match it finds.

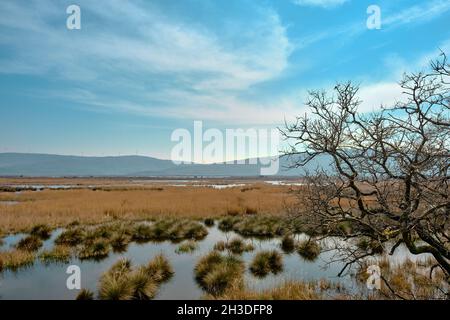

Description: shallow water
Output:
[0,201,19,206]
[0,225,421,300]
[265,181,304,186]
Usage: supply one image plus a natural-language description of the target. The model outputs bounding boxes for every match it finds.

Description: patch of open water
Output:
[0,226,424,300]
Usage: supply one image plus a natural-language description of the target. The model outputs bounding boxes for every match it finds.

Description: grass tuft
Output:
[98,256,174,300]
[356,238,384,255]
[16,235,43,252]
[39,245,72,264]
[226,238,254,255]
[0,249,35,271]
[98,272,134,300]
[110,232,131,253]
[175,241,198,254]
[194,251,244,296]
[132,220,208,243]
[129,266,158,300]
[30,224,52,240]
[219,216,289,238]
[249,250,283,277]
[55,228,85,246]
[146,254,174,283]
[296,239,321,261]
[280,235,296,254]
[78,239,110,260]
[76,288,94,300]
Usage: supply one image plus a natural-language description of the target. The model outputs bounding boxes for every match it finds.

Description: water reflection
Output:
[0,225,417,300]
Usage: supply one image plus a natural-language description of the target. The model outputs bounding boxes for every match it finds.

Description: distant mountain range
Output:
[0,153,332,177]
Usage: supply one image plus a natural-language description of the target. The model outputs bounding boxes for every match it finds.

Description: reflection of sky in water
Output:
[0,226,427,300]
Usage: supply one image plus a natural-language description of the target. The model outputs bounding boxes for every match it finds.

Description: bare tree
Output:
[281,53,450,281]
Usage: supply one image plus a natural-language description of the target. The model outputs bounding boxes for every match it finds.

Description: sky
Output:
[0,0,449,160]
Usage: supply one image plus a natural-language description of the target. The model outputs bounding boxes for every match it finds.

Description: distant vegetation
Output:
[0,181,295,233]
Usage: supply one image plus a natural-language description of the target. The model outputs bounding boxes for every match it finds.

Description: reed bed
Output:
[218,215,303,238]
[209,280,322,300]
[16,236,43,252]
[0,182,296,233]
[0,249,35,271]
[52,219,208,261]
[39,245,72,264]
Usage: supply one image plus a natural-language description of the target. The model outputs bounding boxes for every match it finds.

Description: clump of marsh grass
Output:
[78,239,110,260]
[131,220,208,243]
[297,239,321,261]
[356,238,384,255]
[84,226,113,243]
[30,224,52,240]
[146,254,174,283]
[227,238,246,255]
[249,250,283,277]
[194,251,244,295]
[0,249,35,271]
[221,216,288,238]
[175,240,198,254]
[16,235,43,252]
[110,232,131,253]
[218,216,240,232]
[39,245,72,264]
[55,228,85,246]
[98,255,174,300]
[204,218,215,227]
[98,272,134,300]
[213,238,253,254]
[131,224,153,242]
[226,238,254,255]
[166,220,208,241]
[128,266,158,300]
[280,234,296,254]
[98,258,138,300]
[76,288,94,300]
[109,257,132,275]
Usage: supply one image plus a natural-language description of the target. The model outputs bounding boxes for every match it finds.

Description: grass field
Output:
[0,178,298,233]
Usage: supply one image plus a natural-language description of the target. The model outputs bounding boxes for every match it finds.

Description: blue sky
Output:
[0,0,449,159]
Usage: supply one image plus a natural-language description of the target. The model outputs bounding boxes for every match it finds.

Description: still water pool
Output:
[0,225,417,300]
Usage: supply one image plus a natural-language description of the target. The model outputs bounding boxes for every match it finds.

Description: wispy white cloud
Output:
[0,0,295,125]
[357,40,450,113]
[294,0,450,49]
[358,82,403,112]
[292,0,349,9]
[384,0,450,28]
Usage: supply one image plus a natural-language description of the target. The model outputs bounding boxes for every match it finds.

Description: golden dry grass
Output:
[0,249,35,271]
[0,179,297,233]
[358,257,449,300]
[208,281,323,300]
